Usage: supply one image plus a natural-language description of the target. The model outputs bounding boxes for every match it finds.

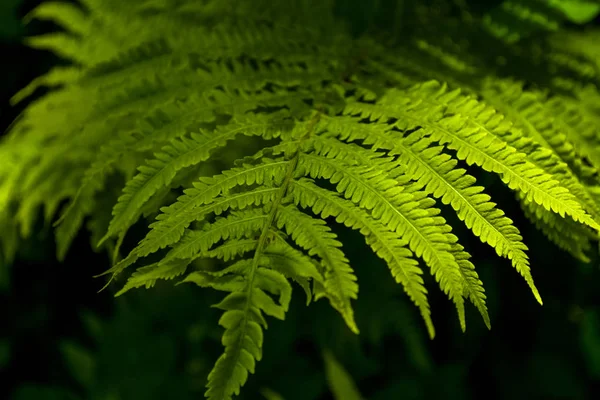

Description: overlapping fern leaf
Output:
[3,0,600,399]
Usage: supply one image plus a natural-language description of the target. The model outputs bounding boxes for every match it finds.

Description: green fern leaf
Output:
[184,257,292,400]
[299,143,466,331]
[348,81,600,233]
[452,244,491,329]
[290,178,436,338]
[162,209,268,264]
[262,239,324,305]
[115,259,188,296]
[275,205,359,333]
[101,114,287,246]
[322,115,540,303]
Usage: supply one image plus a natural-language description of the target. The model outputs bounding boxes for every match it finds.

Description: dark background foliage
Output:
[1,1,600,399]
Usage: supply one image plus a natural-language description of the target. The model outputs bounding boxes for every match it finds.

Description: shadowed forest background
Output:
[1,1,600,399]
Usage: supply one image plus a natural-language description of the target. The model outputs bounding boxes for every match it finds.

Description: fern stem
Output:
[231,113,319,386]
[245,114,320,293]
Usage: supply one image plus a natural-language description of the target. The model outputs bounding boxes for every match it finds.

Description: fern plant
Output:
[3,0,600,399]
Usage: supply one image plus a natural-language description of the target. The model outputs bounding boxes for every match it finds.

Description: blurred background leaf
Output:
[581,310,600,379]
[552,0,600,23]
[323,349,364,400]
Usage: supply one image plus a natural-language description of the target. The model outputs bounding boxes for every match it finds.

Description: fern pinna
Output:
[2,0,600,399]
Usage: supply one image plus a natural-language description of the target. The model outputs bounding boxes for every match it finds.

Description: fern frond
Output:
[483,0,600,44]
[397,131,541,303]
[543,93,600,171]
[275,204,359,333]
[6,2,600,399]
[480,78,600,217]
[290,178,435,338]
[201,147,298,400]
[348,81,600,233]
[11,66,81,105]
[103,185,281,279]
[207,239,261,263]
[321,115,539,302]
[25,2,90,36]
[100,114,289,246]
[199,265,291,400]
[520,194,595,262]
[55,186,95,261]
[483,0,562,43]
[114,212,319,299]
[140,160,287,244]
[115,259,188,296]
[452,244,491,329]
[262,239,324,305]
[162,209,268,265]
[100,157,292,278]
[24,1,120,65]
[300,138,466,329]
